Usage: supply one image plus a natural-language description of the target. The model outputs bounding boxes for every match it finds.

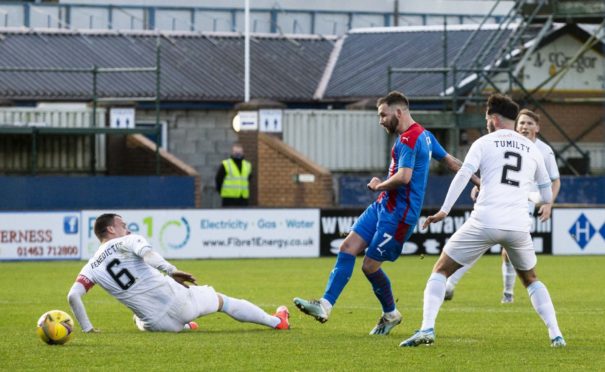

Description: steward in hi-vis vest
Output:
[215,143,252,207]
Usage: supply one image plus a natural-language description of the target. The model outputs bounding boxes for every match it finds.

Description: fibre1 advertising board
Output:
[81,209,319,259]
[0,212,81,260]
[552,208,605,255]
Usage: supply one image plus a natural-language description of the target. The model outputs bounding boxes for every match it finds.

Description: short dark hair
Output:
[377,91,409,109]
[486,94,519,121]
[94,213,120,240]
[516,108,540,124]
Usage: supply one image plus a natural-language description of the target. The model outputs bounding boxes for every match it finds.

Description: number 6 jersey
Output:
[463,129,551,232]
[76,234,178,324]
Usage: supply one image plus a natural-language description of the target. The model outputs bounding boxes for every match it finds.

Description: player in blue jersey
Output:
[293,91,479,335]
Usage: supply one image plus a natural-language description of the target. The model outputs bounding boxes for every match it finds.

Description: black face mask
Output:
[232,154,244,160]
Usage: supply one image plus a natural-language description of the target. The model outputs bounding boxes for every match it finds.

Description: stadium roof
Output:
[0,29,335,103]
[320,24,516,102]
[0,24,521,104]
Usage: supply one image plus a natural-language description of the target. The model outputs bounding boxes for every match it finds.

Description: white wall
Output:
[59,1,514,16]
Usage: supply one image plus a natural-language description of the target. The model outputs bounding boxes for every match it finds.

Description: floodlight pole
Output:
[244,0,250,102]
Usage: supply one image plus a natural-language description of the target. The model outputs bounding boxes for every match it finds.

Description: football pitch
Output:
[1,255,604,371]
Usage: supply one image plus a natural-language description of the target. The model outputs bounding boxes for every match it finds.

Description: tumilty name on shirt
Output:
[90,244,119,269]
[493,140,530,152]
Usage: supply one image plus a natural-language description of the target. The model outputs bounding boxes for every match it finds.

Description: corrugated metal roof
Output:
[0,25,523,103]
[323,24,515,101]
[0,29,335,102]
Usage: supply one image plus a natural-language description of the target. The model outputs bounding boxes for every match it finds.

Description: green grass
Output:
[1,255,604,371]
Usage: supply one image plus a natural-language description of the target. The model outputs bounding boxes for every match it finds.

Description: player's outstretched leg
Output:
[527,281,565,347]
[400,272,446,347]
[399,328,435,347]
[501,251,516,303]
[551,336,566,348]
[365,268,401,335]
[273,306,290,330]
[183,321,199,330]
[293,297,331,323]
[293,251,355,323]
[444,264,470,301]
[368,310,402,335]
[133,314,146,331]
[444,255,482,301]
[220,295,287,330]
[133,313,198,331]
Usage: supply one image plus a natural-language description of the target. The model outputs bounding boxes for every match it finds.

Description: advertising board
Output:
[0,212,81,261]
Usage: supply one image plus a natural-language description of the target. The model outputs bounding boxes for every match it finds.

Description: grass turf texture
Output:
[1,255,603,371]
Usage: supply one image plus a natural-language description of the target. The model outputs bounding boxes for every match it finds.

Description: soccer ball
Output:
[36,310,74,345]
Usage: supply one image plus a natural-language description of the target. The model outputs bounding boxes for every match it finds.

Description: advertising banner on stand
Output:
[81,209,320,259]
[0,212,81,261]
[320,208,552,256]
[553,208,605,255]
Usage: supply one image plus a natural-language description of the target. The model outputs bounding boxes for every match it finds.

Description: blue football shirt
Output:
[376,124,446,233]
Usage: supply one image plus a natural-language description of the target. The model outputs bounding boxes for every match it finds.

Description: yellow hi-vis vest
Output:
[220,159,251,199]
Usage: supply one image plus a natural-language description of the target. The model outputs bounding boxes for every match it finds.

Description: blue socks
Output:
[323,252,356,305]
[365,268,395,313]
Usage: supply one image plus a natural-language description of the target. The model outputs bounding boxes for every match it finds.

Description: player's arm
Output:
[440,154,481,187]
[67,275,98,333]
[535,158,560,221]
[423,163,475,228]
[551,177,561,201]
[142,250,198,288]
[367,167,412,191]
[424,140,482,228]
[129,234,198,287]
[535,158,553,208]
[537,177,560,221]
[428,131,480,187]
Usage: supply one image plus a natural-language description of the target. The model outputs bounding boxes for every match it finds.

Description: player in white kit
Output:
[68,213,290,332]
[444,109,561,303]
[400,94,565,348]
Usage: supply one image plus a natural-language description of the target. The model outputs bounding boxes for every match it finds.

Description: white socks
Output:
[221,295,280,328]
[446,264,471,289]
[527,281,563,339]
[502,261,516,295]
[421,273,447,330]
[320,298,333,313]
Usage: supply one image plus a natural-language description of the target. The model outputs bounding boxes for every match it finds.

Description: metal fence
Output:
[0,107,107,173]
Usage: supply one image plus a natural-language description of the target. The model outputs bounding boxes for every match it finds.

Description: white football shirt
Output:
[77,234,178,324]
[527,138,560,209]
[535,138,560,181]
[464,129,551,232]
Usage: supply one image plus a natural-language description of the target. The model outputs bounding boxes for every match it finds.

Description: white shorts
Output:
[145,284,219,332]
[443,220,537,271]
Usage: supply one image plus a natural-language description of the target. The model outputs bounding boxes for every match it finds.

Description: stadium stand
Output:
[0,0,603,208]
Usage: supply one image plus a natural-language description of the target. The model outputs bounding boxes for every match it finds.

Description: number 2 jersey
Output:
[76,234,180,325]
[464,129,551,232]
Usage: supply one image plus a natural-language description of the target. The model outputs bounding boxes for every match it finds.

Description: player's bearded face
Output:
[384,114,398,134]
[378,104,399,134]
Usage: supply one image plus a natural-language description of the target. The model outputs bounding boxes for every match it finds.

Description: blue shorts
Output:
[352,202,415,262]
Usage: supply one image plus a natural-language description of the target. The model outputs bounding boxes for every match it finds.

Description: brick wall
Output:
[536,102,604,143]
[237,131,259,206]
[257,132,334,207]
[138,109,238,208]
